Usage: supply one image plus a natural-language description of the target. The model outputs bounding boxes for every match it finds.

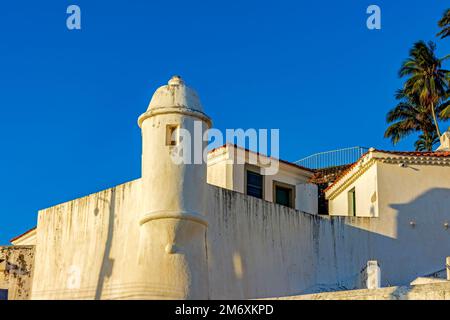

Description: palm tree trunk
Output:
[431,102,442,137]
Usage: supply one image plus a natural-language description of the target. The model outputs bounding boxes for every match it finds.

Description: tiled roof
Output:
[324,149,450,193]
[9,227,36,243]
[372,150,450,157]
[309,164,352,184]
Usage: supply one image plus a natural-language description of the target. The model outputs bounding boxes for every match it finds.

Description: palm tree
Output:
[440,100,450,119]
[399,41,450,137]
[414,132,440,151]
[437,9,450,39]
[384,90,437,149]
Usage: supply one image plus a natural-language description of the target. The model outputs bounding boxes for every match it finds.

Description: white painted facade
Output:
[207,144,318,214]
[327,159,379,218]
[326,149,450,222]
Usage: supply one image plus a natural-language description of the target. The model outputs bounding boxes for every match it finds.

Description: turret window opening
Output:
[166,124,180,146]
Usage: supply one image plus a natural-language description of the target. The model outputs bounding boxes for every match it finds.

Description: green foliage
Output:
[414,132,440,151]
[386,39,450,148]
[398,41,449,115]
[437,9,450,39]
[384,90,439,149]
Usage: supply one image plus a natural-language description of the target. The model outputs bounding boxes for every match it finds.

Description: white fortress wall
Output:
[206,184,450,298]
[31,179,143,300]
[206,186,374,298]
[29,178,450,299]
[206,185,319,299]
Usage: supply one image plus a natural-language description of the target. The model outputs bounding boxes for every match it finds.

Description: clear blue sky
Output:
[1,0,449,244]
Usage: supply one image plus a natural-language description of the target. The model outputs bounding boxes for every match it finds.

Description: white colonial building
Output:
[207,144,318,214]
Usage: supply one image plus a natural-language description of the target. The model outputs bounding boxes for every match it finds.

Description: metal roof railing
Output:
[295,146,369,170]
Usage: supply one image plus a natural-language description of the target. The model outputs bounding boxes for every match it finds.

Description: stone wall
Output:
[0,245,35,300]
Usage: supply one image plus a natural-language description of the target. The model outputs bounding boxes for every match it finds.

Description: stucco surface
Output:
[329,163,378,217]
[206,185,450,298]
[31,179,142,299]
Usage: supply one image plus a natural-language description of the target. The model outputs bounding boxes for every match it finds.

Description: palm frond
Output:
[437,9,450,39]
[414,132,440,151]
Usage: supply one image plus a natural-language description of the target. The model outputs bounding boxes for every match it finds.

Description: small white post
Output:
[446,257,450,281]
[366,260,381,289]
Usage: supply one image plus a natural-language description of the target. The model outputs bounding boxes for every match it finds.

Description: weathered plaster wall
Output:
[0,245,35,300]
[296,183,318,215]
[206,185,450,298]
[29,177,450,299]
[206,186,370,298]
[206,186,318,299]
[31,179,143,299]
[270,282,450,300]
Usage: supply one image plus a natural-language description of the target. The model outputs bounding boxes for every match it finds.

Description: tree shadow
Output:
[94,190,116,300]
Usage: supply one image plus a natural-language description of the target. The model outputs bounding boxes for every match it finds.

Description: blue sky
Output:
[0,1,449,244]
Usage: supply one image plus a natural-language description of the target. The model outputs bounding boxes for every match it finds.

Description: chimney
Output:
[436,128,450,152]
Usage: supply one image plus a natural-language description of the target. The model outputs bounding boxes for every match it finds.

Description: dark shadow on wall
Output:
[94,190,116,300]
[206,186,450,299]
[317,188,450,295]
[385,187,450,299]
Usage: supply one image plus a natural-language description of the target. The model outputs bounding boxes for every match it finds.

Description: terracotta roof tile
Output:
[10,227,36,243]
[324,149,450,193]
[372,150,450,157]
[309,164,352,184]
